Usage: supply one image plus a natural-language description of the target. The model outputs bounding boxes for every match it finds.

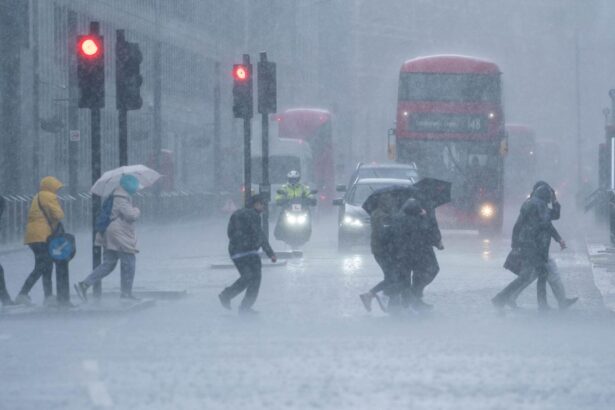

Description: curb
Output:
[0,298,156,319]
[586,240,615,312]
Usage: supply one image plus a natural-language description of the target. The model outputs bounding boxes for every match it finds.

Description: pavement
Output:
[1,213,615,409]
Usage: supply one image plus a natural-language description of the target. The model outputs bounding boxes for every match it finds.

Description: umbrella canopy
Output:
[91,165,161,198]
[412,177,452,208]
[361,185,420,215]
[361,177,451,215]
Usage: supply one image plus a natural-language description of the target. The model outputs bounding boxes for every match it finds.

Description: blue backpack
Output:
[95,195,116,234]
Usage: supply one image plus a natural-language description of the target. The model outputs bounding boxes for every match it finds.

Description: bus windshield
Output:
[399,73,500,103]
[398,140,500,206]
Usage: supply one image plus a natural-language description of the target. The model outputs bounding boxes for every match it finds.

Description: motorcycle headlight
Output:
[297,214,308,225]
[286,213,298,224]
[479,203,495,219]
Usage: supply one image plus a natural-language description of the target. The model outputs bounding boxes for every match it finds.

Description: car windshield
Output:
[348,183,408,206]
[357,167,417,181]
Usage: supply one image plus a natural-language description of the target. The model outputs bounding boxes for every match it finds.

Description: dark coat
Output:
[227,207,275,258]
[370,208,394,257]
[511,186,562,251]
[393,207,441,275]
[514,193,552,265]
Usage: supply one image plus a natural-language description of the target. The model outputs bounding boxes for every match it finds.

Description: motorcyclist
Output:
[275,170,315,206]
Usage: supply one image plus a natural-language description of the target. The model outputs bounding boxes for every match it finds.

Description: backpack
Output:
[95,195,116,234]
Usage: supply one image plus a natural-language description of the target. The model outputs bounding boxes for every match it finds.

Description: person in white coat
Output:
[75,174,141,301]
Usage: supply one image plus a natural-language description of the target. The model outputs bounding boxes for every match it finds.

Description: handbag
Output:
[37,196,76,262]
[503,248,522,275]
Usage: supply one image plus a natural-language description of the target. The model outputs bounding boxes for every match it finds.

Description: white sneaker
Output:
[14,294,33,306]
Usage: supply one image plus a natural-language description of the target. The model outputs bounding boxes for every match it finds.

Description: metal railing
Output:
[0,190,235,245]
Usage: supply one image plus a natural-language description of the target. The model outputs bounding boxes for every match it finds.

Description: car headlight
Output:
[297,214,308,225]
[343,215,364,227]
[479,203,495,219]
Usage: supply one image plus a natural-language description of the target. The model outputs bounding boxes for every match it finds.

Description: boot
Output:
[238,307,259,316]
[559,297,579,310]
[218,292,231,310]
[359,293,373,312]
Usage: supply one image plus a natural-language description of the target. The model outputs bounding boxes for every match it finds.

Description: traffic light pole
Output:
[242,54,252,207]
[261,110,270,238]
[244,117,252,207]
[260,52,271,239]
[119,109,128,166]
[91,107,102,298]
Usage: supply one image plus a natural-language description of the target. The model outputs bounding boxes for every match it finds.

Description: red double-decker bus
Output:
[273,108,335,203]
[394,55,506,232]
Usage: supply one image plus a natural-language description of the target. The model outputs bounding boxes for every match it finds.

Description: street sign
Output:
[69,129,80,142]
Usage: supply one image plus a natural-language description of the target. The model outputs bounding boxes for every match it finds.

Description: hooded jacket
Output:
[514,185,553,265]
[24,176,64,244]
[95,187,141,253]
[393,199,441,275]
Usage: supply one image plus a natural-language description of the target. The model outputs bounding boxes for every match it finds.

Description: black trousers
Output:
[370,253,400,296]
[19,243,70,303]
[222,254,262,310]
[0,263,12,304]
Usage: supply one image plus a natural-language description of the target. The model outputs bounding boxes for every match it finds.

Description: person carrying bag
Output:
[15,176,74,307]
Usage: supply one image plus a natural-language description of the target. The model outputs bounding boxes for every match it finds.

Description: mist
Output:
[2,1,615,409]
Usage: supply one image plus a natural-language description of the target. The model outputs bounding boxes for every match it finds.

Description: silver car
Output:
[333,178,414,251]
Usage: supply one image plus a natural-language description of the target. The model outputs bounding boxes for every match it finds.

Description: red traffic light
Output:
[233,65,249,81]
[78,36,101,58]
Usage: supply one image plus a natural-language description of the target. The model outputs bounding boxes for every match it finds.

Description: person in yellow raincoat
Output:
[15,176,71,307]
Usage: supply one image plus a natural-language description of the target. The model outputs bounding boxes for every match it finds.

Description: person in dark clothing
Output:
[492,184,553,308]
[359,194,398,312]
[219,194,277,314]
[0,196,15,306]
[394,198,443,311]
[507,181,577,310]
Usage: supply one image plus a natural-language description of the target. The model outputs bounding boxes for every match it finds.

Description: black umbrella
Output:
[361,185,420,215]
[361,178,451,215]
[412,177,452,208]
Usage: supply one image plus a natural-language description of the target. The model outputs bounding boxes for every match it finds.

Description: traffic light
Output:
[77,34,105,109]
[233,63,253,119]
[116,32,143,110]
[257,60,276,114]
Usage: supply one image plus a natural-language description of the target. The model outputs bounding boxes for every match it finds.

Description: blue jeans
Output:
[83,249,136,295]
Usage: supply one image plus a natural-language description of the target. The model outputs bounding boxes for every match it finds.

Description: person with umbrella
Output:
[359,192,399,312]
[361,178,450,311]
[393,197,444,311]
[74,174,142,301]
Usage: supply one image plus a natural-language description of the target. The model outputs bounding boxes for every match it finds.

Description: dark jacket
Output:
[514,190,552,265]
[227,207,275,258]
[393,204,441,275]
[511,188,562,250]
[370,208,394,256]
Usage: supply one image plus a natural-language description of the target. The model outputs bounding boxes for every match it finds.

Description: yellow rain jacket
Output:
[24,176,65,244]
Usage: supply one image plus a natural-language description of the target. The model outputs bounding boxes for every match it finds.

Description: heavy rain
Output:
[1,1,615,409]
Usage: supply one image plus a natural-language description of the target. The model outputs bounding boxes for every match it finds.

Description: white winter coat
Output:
[95,187,141,254]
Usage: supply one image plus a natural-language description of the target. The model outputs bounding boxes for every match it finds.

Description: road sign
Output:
[69,129,80,142]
